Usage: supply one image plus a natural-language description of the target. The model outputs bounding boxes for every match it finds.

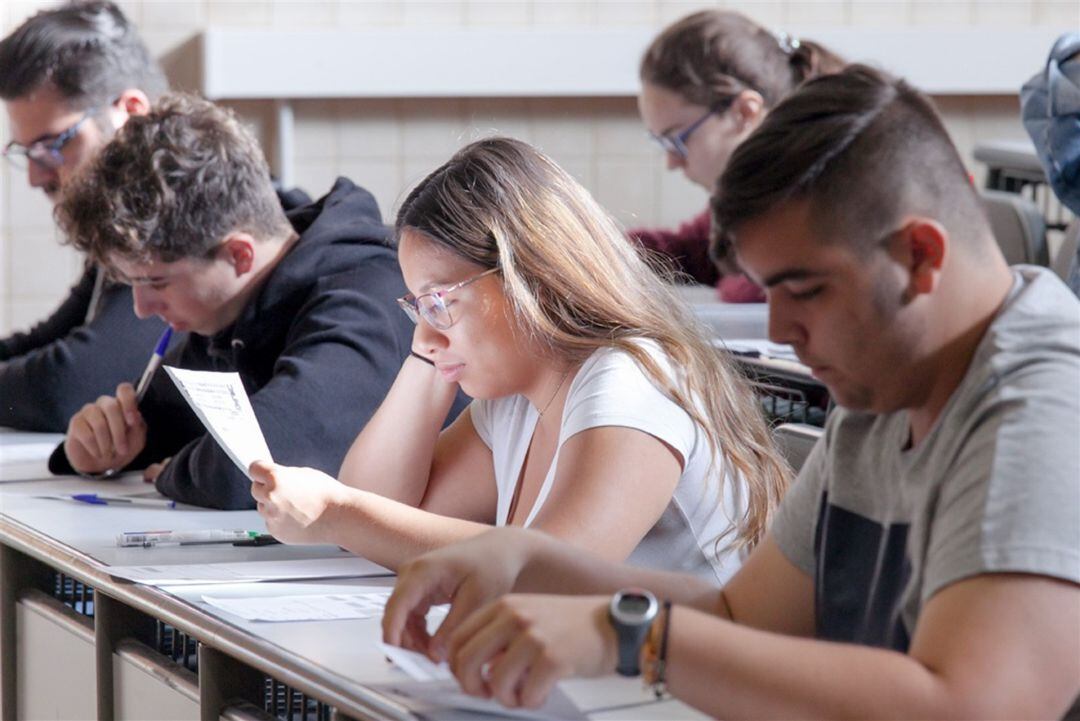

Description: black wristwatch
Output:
[608,588,659,677]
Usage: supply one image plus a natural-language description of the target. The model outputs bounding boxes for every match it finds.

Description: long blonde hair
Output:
[396,137,790,551]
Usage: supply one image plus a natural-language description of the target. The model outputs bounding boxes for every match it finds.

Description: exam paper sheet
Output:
[203,590,395,622]
[374,645,587,720]
[107,556,390,586]
[164,367,272,477]
[0,432,64,482]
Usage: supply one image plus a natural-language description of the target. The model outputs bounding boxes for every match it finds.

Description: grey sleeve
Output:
[921,361,1080,602]
[0,277,168,432]
[770,430,830,576]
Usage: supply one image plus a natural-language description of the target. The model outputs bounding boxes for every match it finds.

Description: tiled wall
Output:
[2,0,1075,335]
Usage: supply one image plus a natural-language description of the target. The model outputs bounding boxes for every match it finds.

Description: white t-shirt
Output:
[470,342,747,584]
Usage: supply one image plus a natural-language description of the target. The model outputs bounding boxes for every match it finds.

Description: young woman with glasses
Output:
[630,9,843,301]
[249,137,790,583]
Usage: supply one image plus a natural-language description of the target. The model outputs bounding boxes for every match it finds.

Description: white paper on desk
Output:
[377,642,454,682]
[0,442,61,463]
[0,460,53,483]
[720,339,800,362]
[108,556,390,586]
[202,591,451,626]
[370,679,587,721]
[164,367,272,478]
[203,590,394,622]
[0,439,63,483]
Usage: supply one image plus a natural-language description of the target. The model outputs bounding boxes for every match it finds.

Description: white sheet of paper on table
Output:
[163,366,272,478]
[0,460,53,483]
[107,556,391,586]
[377,641,455,682]
[203,591,395,622]
[201,591,450,625]
[375,643,586,719]
[0,442,62,463]
[721,339,800,361]
[371,678,587,721]
[0,440,64,483]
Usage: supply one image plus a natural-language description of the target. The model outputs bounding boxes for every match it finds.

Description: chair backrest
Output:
[772,423,823,474]
[981,189,1049,266]
[1052,219,1080,296]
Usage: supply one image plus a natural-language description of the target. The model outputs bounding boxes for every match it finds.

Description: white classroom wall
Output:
[1,0,1074,335]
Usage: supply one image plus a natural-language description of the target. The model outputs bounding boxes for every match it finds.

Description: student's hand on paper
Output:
[446,594,616,709]
[249,461,347,544]
[383,529,533,662]
[64,382,147,474]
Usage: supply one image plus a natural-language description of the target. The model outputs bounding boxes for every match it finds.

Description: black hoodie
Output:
[50,178,458,509]
[1,186,309,432]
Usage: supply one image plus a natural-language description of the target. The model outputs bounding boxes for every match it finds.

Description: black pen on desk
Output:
[135,327,173,402]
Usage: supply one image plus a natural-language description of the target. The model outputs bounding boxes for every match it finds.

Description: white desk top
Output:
[167,576,704,720]
[0,429,707,720]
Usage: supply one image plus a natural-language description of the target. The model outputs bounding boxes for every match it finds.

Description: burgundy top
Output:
[629,209,765,303]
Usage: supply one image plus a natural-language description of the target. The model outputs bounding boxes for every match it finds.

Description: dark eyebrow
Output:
[761,268,827,288]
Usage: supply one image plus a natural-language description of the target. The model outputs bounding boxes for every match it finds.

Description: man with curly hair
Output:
[0,1,311,431]
[49,94,427,510]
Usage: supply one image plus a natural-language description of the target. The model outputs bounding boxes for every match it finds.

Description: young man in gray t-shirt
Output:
[374,66,1080,719]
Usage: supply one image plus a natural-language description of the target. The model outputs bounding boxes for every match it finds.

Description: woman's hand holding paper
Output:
[249,461,347,544]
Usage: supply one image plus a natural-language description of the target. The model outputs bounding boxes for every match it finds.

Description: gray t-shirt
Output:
[772,267,1080,710]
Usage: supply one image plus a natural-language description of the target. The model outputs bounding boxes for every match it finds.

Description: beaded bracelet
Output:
[641,600,672,699]
[410,350,435,366]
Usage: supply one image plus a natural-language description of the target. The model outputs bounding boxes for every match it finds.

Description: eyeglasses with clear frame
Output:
[397,267,500,331]
[647,97,735,160]
[2,108,99,170]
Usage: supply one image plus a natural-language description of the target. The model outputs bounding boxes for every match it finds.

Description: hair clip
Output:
[776,31,801,55]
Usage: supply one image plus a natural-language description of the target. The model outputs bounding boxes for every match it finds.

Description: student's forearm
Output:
[339,356,459,503]
[666,607,959,720]
[513,531,722,614]
[327,487,491,570]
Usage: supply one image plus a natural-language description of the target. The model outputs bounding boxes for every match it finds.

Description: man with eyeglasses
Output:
[0,2,314,433]
[0,1,172,432]
[47,93,432,510]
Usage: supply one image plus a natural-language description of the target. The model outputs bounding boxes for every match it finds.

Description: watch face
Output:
[611,590,658,625]
[618,594,653,616]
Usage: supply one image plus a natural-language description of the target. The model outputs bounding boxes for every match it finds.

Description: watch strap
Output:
[610,608,654,676]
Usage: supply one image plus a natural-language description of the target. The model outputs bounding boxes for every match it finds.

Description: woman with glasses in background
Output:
[630,10,844,301]
[250,137,790,583]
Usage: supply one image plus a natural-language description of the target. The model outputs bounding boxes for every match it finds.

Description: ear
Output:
[891,219,947,299]
[731,90,766,132]
[113,88,151,119]
[219,233,257,277]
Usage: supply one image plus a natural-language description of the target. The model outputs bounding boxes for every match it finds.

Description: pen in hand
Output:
[135,327,174,402]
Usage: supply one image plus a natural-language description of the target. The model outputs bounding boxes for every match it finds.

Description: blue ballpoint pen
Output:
[70,493,177,509]
[135,327,173,402]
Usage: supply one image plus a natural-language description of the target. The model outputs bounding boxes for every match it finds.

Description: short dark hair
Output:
[712,64,990,256]
[0,1,166,107]
[57,93,291,266]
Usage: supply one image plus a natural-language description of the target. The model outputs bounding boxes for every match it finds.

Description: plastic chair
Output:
[1052,219,1080,295]
[981,189,1049,266]
[772,423,823,474]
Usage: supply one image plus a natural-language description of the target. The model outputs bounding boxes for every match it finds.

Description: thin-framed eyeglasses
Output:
[2,108,99,170]
[648,98,735,160]
[397,267,499,331]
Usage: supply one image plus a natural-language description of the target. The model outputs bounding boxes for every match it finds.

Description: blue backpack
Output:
[1022,32,1080,293]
